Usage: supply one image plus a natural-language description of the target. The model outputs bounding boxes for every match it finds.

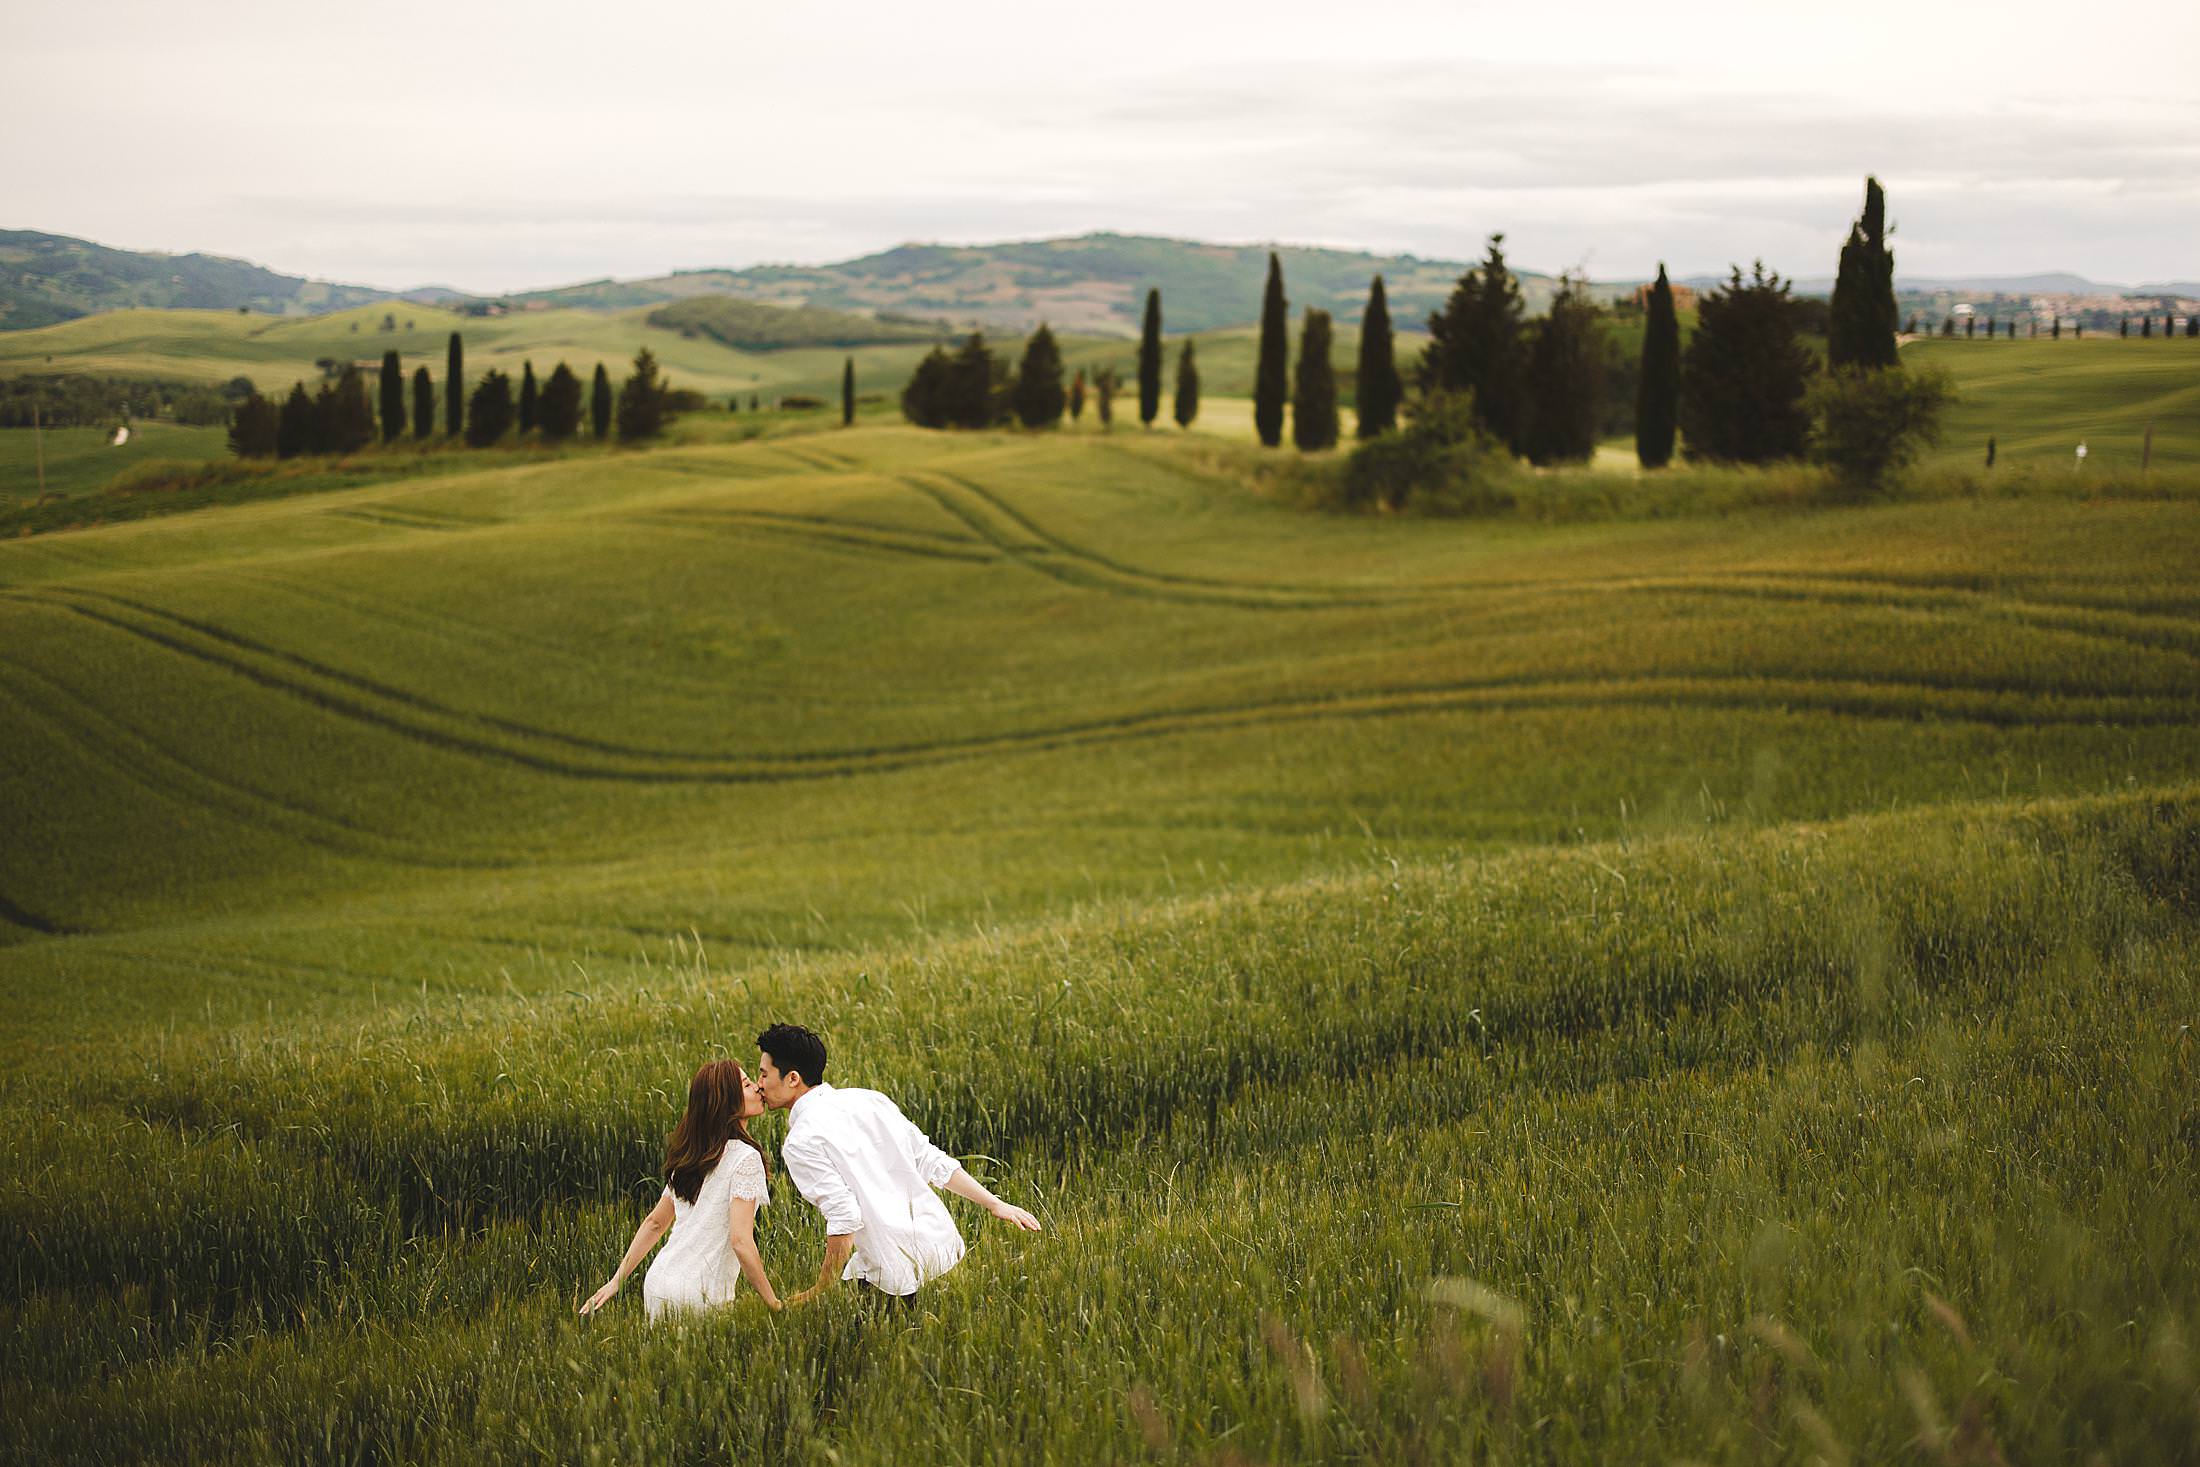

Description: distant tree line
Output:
[1,373,255,429]
[228,335,681,459]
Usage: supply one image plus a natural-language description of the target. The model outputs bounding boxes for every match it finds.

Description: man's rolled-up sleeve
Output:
[896,1105,961,1188]
[783,1133,864,1235]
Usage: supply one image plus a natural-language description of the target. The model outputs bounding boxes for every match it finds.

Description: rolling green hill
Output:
[1,421,2196,1459]
[0,229,391,330]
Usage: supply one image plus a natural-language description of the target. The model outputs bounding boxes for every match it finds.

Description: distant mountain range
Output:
[5,228,2191,337]
[0,230,391,329]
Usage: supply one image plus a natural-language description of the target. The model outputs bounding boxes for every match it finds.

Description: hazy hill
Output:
[513,233,1568,336]
[0,230,392,330]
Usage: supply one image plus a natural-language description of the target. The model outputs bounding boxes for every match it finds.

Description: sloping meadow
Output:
[4,786,2195,1462]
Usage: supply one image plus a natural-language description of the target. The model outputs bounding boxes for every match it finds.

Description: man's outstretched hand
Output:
[991,1200,1042,1231]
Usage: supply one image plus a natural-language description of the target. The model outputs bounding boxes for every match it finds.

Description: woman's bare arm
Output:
[726,1194,782,1310]
[581,1190,675,1314]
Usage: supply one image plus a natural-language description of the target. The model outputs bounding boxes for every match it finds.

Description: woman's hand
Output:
[580,1279,620,1315]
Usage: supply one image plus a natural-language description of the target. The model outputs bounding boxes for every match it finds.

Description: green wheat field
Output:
[2,351,2198,1460]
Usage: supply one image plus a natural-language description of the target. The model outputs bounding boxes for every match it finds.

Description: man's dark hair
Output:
[757,1023,827,1087]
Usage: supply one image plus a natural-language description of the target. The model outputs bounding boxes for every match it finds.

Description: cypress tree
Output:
[228,392,280,458]
[445,331,463,436]
[411,366,433,440]
[1254,253,1289,447]
[1677,262,1816,464]
[1965,316,1976,337]
[539,362,583,440]
[842,357,856,427]
[1355,275,1401,439]
[277,382,316,458]
[1069,368,1086,422]
[1520,277,1604,466]
[325,365,376,453]
[2120,316,2129,337]
[1422,233,1528,452]
[1012,325,1067,428]
[591,364,612,440]
[900,348,954,427]
[1137,288,1163,427]
[1636,263,1681,469]
[1941,317,1955,336]
[2188,316,2198,338]
[1291,309,1338,451]
[1174,339,1200,429]
[466,370,514,446]
[2052,319,2062,339]
[519,361,538,432]
[1094,367,1117,429]
[616,348,666,442]
[1828,176,1899,369]
[378,350,405,442]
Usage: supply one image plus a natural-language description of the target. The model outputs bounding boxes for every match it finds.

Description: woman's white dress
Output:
[641,1145,769,1319]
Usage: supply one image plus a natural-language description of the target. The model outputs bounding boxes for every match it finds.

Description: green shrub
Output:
[1336,389,1516,514]
[1808,365,1955,493]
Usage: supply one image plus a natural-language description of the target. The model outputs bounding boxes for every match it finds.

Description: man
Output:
[757,1022,1041,1304]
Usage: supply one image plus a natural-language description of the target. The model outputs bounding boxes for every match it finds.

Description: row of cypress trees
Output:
[230,332,664,459]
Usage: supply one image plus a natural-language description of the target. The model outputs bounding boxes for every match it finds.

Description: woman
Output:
[581,1059,782,1317]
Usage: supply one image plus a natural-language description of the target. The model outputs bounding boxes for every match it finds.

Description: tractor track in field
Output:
[15,586,2198,797]
[0,645,515,872]
[636,508,998,565]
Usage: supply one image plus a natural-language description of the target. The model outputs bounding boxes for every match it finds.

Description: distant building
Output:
[1631,281,1698,311]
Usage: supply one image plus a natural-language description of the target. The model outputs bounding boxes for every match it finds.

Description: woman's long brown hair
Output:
[664,1060,768,1203]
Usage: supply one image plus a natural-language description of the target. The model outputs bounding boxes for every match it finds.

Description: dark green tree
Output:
[277,383,316,458]
[2052,318,2062,339]
[1355,275,1401,439]
[1421,233,1527,452]
[1941,317,1955,336]
[1094,366,1118,430]
[591,364,612,439]
[616,348,666,441]
[227,392,279,458]
[519,361,538,432]
[1174,339,1200,429]
[1069,369,1086,422]
[2141,316,2153,338]
[1636,263,1681,468]
[901,347,953,427]
[1254,253,1289,447]
[1012,325,1066,428]
[445,331,463,436]
[465,370,514,446]
[1519,277,1604,466]
[1677,263,1817,464]
[323,365,376,453]
[1827,176,1899,369]
[1291,310,1338,451]
[411,366,433,440]
[2120,316,2129,337]
[1137,288,1163,427]
[539,362,583,440]
[842,357,855,426]
[378,350,405,442]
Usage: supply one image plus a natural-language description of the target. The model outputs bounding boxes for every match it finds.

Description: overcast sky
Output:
[10,0,2198,292]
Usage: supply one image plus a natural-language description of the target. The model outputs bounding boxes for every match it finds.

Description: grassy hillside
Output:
[1905,335,2200,469]
[0,420,227,503]
[0,419,2195,1459]
[0,229,390,330]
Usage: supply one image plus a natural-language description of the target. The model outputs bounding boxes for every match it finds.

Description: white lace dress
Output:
[641,1145,769,1319]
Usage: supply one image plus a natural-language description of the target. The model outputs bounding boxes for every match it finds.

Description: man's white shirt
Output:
[781,1084,966,1296]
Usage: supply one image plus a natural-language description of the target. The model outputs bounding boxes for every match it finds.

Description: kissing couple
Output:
[581,1022,1041,1318]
